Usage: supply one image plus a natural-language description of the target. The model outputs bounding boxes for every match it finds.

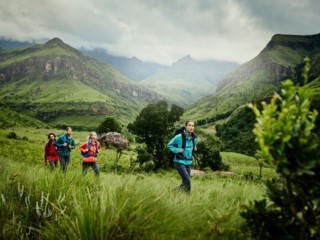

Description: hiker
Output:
[44,133,59,170]
[54,127,75,173]
[168,120,198,193]
[79,131,101,176]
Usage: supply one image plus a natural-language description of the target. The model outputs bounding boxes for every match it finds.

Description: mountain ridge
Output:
[0,38,162,129]
[185,33,320,124]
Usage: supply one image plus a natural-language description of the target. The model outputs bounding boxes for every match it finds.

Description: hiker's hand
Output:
[179,148,184,153]
[68,144,72,149]
[194,146,197,152]
[63,143,67,146]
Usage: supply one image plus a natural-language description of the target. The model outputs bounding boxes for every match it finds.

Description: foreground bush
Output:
[242,60,320,239]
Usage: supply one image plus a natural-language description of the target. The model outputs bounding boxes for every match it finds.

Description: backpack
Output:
[57,134,68,151]
[172,127,196,160]
[81,141,99,157]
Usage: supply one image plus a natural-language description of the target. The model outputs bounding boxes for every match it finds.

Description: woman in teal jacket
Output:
[168,120,197,193]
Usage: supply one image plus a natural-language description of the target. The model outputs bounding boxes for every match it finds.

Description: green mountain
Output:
[0,38,162,130]
[140,55,238,107]
[185,33,320,123]
[186,33,320,155]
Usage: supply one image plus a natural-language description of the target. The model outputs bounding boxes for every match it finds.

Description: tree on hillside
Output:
[128,100,184,170]
[96,117,122,134]
[241,59,320,239]
[194,141,230,171]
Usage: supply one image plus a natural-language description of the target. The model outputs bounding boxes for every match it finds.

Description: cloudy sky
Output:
[0,0,319,65]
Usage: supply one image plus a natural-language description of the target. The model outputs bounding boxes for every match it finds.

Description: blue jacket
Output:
[167,130,198,165]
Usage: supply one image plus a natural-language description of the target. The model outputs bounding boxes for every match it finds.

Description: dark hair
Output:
[47,133,56,139]
[185,120,194,126]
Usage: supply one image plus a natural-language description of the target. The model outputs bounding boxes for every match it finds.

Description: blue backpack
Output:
[81,141,99,157]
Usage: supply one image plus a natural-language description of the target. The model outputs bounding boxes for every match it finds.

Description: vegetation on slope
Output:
[0,38,161,129]
[185,33,320,124]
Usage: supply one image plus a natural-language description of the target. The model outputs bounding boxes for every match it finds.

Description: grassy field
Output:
[0,127,278,239]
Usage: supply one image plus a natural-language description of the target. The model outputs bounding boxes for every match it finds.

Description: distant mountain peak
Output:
[174,54,193,65]
[180,54,192,61]
[45,37,64,47]
[43,37,81,56]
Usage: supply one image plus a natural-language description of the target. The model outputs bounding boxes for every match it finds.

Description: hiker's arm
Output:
[194,138,198,152]
[54,137,63,147]
[70,139,76,149]
[79,142,88,152]
[167,136,182,154]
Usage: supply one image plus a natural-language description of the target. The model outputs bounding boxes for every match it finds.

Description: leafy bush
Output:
[194,142,230,171]
[96,117,122,134]
[215,105,259,156]
[241,59,320,239]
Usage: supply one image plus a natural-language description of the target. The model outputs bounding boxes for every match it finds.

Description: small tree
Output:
[128,100,184,170]
[194,141,229,171]
[98,132,129,170]
[96,117,122,134]
[242,59,320,240]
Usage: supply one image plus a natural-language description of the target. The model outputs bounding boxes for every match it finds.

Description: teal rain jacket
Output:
[167,130,197,165]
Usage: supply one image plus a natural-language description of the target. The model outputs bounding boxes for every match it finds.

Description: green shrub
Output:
[6,131,18,139]
[242,59,320,239]
[195,142,230,171]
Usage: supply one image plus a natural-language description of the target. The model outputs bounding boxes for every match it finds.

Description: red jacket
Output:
[79,141,101,163]
[44,141,59,163]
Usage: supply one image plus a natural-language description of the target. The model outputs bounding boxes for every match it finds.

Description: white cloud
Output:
[0,0,319,64]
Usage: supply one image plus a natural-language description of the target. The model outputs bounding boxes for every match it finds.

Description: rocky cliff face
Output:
[0,39,161,102]
[217,61,297,91]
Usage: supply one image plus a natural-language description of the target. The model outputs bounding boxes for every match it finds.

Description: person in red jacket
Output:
[79,132,101,176]
[44,133,59,170]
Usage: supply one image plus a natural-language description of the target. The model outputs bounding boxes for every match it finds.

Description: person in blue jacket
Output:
[168,120,198,193]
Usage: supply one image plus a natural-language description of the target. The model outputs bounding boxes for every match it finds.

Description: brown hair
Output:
[185,120,194,126]
[47,133,56,139]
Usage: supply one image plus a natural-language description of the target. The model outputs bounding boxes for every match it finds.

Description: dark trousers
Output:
[82,162,100,176]
[59,156,70,173]
[175,163,191,192]
[48,160,58,171]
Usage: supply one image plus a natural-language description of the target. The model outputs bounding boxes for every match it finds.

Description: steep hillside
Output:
[185,33,320,123]
[140,55,238,107]
[214,75,320,156]
[0,38,162,129]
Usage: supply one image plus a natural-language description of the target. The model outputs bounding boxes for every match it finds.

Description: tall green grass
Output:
[0,127,276,239]
[1,159,265,239]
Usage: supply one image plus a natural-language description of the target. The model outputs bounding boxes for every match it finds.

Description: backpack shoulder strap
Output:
[62,134,67,143]
[181,132,186,149]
